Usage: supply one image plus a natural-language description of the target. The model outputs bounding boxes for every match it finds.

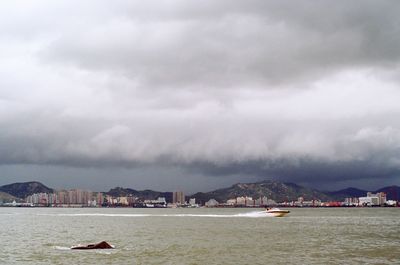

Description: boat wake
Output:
[234,211,271,218]
[53,246,71,251]
[39,211,270,218]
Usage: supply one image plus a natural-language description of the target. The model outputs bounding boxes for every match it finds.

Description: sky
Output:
[1,0,400,193]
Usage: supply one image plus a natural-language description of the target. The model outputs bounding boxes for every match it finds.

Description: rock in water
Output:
[71,241,114,250]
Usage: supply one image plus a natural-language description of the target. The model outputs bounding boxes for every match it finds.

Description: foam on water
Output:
[53,246,71,251]
[234,211,270,218]
[38,211,269,218]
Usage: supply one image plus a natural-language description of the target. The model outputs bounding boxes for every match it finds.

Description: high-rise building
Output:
[173,191,185,204]
[97,193,104,206]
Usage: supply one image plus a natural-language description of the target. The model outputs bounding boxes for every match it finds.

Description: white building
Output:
[188,198,199,207]
[205,199,219,207]
[359,192,386,206]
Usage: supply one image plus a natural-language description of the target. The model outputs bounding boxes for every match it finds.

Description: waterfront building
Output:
[143,197,167,207]
[188,198,199,207]
[127,195,137,206]
[235,196,255,206]
[173,191,185,204]
[236,196,246,206]
[344,197,359,206]
[68,190,77,204]
[386,200,397,206]
[226,199,236,206]
[205,199,219,207]
[118,196,129,206]
[157,197,167,204]
[359,192,386,206]
[26,189,95,207]
[255,196,268,206]
[26,192,52,206]
[57,191,68,204]
[82,190,92,206]
[97,193,104,206]
[266,199,277,206]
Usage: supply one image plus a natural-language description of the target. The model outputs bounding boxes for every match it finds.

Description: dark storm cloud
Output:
[1,0,400,190]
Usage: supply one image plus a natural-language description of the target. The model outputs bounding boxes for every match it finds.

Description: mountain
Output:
[326,187,368,201]
[107,187,138,197]
[0,181,53,199]
[1,180,397,203]
[375,186,400,201]
[106,187,172,202]
[190,180,332,204]
[0,191,20,203]
[326,186,400,201]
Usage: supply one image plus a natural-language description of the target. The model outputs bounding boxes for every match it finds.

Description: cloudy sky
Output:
[1,0,400,193]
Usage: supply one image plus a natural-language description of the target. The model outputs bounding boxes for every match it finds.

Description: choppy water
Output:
[0,207,399,264]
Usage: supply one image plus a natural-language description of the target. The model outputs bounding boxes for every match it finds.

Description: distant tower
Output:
[173,191,185,204]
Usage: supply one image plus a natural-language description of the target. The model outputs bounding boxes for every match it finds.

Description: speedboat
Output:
[71,241,114,250]
[265,208,290,217]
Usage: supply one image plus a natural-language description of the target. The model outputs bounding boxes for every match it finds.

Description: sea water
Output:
[0,207,399,264]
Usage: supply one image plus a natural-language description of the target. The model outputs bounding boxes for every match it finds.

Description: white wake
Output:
[39,211,269,218]
[37,211,268,218]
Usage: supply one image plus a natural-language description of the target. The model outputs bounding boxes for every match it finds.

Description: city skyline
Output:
[1,1,400,193]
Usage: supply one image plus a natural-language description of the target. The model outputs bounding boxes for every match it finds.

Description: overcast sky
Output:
[1,0,400,193]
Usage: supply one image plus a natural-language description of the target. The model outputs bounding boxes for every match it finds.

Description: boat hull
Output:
[265,208,290,217]
[266,211,289,217]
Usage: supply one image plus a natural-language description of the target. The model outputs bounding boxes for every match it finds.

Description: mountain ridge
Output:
[190,180,332,204]
[0,181,53,199]
[106,186,172,201]
[0,181,398,202]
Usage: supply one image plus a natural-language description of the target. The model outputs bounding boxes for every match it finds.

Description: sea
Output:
[0,207,399,264]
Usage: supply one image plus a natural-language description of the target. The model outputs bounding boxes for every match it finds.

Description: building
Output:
[205,199,219,207]
[173,191,185,204]
[188,198,199,207]
[344,197,359,206]
[255,196,268,206]
[143,197,167,207]
[235,196,255,206]
[97,193,104,206]
[359,192,386,206]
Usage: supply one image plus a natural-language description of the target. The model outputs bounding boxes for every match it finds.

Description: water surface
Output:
[0,207,399,264]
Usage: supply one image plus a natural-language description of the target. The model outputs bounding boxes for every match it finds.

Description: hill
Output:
[376,186,400,201]
[190,180,332,204]
[0,191,20,203]
[326,187,368,201]
[0,181,53,199]
[107,187,139,197]
[106,187,172,202]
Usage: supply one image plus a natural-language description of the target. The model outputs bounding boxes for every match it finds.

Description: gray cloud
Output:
[40,0,400,88]
[0,1,400,191]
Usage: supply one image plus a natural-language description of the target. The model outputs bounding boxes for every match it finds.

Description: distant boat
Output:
[265,208,290,217]
[71,241,114,250]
